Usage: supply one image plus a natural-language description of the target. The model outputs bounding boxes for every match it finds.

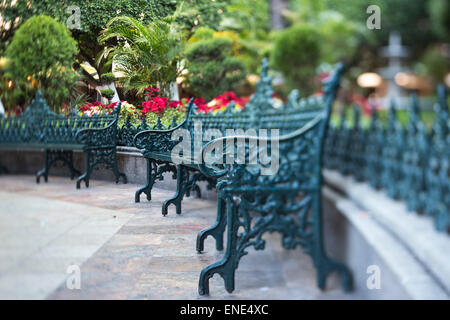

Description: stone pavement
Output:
[0,175,353,300]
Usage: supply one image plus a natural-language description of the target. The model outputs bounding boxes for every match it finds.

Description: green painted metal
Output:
[134,60,352,295]
[0,90,127,188]
[325,85,450,232]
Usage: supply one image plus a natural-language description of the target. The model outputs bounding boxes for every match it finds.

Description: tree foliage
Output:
[428,0,450,41]
[271,24,321,94]
[98,15,185,96]
[5,15,78,109]
[320,0,437,57]
[0,0,227,84]
[185,37,247,100]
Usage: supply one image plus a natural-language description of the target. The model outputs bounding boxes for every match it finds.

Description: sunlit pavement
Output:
[0,175,351,300]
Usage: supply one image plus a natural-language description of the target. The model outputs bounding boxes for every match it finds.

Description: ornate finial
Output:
[35,90,43,100]
[257,58,273,100]
[261,58,269,76]
[386,100,398,131]
[323,62,344,98]
[171,116,178,128]
[245,59,274,114]
[70,107,78,117]
[26,89,53,115]
[389,99,397,118]
[125,115,132,128]
[370,103,378,121]
[409,91,420,124]
[433,85,449,138]
[353,104,361,127]
[437,84,448,114]
[339,106,346,127]
[225,101,235,114]
[112,101,121,116]
[153,117,166,130]
[186,98,197,115]
[286,89,300,109]
[139,117,148,130]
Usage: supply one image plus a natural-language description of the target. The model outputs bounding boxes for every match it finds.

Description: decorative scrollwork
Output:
[0,91,126,188]
[325,85,450,232]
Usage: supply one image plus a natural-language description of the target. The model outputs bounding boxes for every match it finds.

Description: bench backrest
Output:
[0,91,120,146]
[134,59,343,176]
[195,61,343,193]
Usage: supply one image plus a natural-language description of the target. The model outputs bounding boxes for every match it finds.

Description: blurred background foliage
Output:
[0,0,448,112]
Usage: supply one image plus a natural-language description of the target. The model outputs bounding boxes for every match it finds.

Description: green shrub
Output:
[185,37,247,100]
[419,46,450,85]
[189,27,215,43]
[100,88,115,102]
[5,15,78,110]
[428,0,450,41]
[101,73,115,84]
[99,15,185,97]
[145,108,186,128]
[270,24,321,94]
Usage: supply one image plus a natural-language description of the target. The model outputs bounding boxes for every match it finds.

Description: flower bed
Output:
[77,87,250,129]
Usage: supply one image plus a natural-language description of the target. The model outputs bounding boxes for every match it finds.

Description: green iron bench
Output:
[134,61,352,295]
[0,91,127,188]
[133,61,276,215]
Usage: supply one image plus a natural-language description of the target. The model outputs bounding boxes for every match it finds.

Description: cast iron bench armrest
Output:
[133,99,195,151]
[198,113,325,178]
[75,118,118,148]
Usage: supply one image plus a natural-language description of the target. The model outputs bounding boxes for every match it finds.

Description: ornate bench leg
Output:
[67,151,81,180]
[189,172,203,199]
[114,170,127,184]
[111,149,127,185]
[77,151,91,189]
[162,165,187,216]
[312,194,353,292]
[199,196,239,295]
[37,150,81,184]
[184,171,202,199]
[135,158,156,203]
[197,196,226,252]
[36,149,50,183]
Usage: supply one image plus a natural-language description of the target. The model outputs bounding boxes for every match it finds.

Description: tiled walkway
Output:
[0,175,350,299]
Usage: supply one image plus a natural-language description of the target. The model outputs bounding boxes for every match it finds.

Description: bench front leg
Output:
[135,158,156,202]
[77,150,91,189]
[37,150,81,184]
[162,165,188,216]
[111,148,127,185]
[198,195,240,295]
[36,149,50,183]
[311,192,353,292]
[197,195,226,252]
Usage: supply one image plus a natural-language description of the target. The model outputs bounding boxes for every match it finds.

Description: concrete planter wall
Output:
[0,147,218,199]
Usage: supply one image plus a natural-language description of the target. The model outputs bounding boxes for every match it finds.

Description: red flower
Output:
[144,87,161,97]
[168,101,182,109]
[193,97,211,113]
[105,101,119,112]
